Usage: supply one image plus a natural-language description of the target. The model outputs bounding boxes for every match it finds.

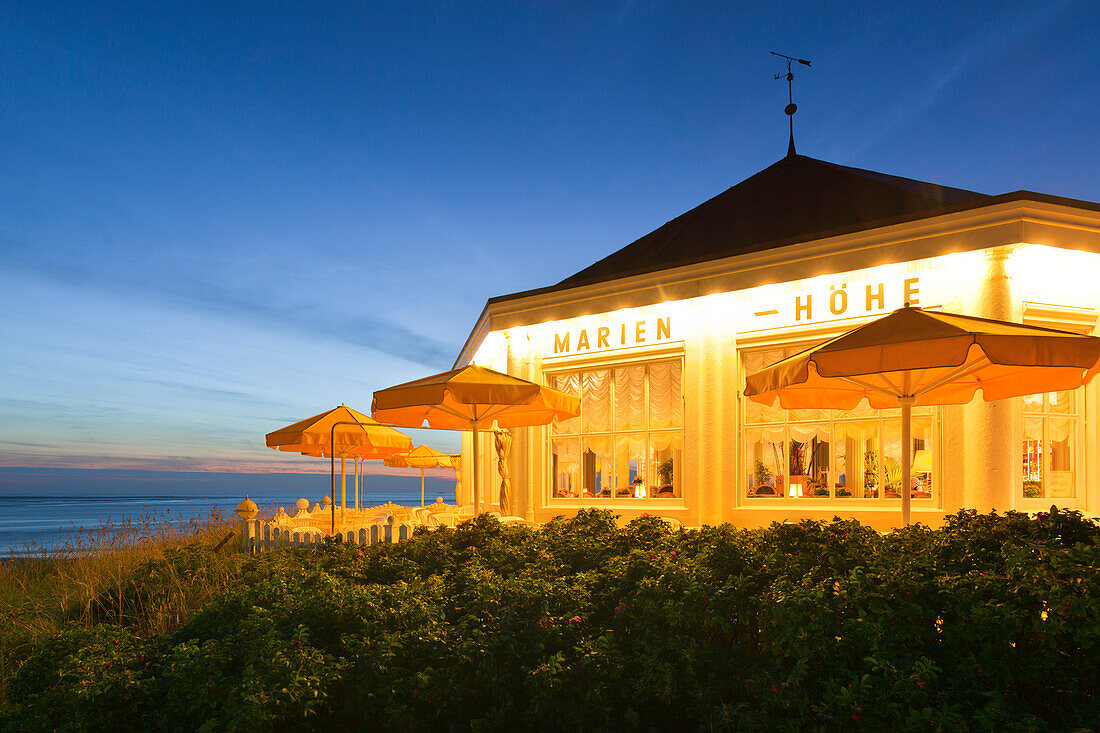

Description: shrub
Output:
[2,508,1098,731]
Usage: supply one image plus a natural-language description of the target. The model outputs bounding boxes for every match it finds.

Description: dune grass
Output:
[0,507,247,703]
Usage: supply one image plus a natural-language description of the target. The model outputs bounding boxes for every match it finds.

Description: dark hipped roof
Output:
[558,153,990,288]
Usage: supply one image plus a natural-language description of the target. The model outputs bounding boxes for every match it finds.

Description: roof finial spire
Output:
[771,51,811,157]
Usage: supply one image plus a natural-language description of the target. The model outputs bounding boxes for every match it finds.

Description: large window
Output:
[742,348,935,500]
[1022,391,1078,500]
[550,360,683,500]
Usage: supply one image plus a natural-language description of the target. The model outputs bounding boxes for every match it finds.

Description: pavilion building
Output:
[454,151,1100,529]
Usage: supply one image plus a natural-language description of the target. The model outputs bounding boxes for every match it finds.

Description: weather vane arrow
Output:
[771,51,811,157]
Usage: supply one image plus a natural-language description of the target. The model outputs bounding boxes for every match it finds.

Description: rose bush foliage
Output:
[3,507,1098,731]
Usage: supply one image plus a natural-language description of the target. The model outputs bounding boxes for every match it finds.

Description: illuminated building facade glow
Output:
[456,155,1100,529]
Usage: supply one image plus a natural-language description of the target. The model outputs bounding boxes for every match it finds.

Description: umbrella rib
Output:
[477,404,515,422]
[912,356,992,398]
[877,373,902,395]
[430,404,473,422]
[838,375,898,398]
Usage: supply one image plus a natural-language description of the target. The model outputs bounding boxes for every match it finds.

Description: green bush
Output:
[3,507,1099,731]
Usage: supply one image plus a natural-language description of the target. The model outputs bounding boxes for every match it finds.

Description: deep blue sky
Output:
[2,0,1097,473]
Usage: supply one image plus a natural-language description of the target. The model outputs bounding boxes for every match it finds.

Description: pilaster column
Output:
[962,247,1017,512]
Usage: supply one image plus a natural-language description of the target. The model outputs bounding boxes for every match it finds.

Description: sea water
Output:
[0,469,457,555]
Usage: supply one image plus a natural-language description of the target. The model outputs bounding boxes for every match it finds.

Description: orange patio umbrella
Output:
[745,305,1100,526]
[266,404,413,532]
[384,445,453,506]
[372,365,580,514]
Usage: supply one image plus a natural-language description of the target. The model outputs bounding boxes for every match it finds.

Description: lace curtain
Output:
[581,369,612,432]
[648,361,682,429]
[1048,417,1074,442]
[552,373,581,434]
[614,366,645,431]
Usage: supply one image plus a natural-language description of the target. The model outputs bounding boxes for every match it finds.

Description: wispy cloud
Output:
[1,241,458,371]
[837,1,1077,160]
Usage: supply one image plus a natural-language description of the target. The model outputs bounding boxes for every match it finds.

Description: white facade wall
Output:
[458,203,1100,530]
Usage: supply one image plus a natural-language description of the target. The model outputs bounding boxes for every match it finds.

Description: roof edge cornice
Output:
[452,196,1100,364]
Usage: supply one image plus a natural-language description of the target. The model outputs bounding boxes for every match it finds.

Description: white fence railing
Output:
[236,496,542,553]
[240,514,415,552]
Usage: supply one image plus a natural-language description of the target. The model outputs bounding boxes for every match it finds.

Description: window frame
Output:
[738,342,941,507]
[1019,389,1085,509]
[1017,303,1094,511]
[544,350,685,507]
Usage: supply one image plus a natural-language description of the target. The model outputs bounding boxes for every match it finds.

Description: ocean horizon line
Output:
[0,467,457,498]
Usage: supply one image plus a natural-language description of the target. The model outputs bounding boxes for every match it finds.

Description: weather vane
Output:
[771,51,811,157]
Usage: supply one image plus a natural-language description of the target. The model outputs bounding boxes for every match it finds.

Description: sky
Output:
[1,0,1098,475]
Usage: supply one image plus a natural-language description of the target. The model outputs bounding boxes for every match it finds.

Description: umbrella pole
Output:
[472,420,480,515]
[330,428,336,535]
[900,395,914,527]
[420,467,425,507]
[341,457,347,512]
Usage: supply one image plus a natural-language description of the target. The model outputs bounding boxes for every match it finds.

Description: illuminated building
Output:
[455,152,1100,528]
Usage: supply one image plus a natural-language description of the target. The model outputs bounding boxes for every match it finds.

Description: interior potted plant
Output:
[656,459,674,496]
[752,460,775,496]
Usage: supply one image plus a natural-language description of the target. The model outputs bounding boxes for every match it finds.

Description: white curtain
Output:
[1047,391,1075,414]
[1048,417,1075,442]
[552,373,581,434]
[582,369,612,433]
[743,349,785,374]
[583,435,614,495]
[789,423,828,442]
[1024,417,1042,441]
[648,361,682,429]
[552,438,580,496]
[789,408,831,423]
[614,434,646,494]
[614,366,646,431]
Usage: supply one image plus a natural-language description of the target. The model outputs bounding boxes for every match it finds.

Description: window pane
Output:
[1022,393,1043,412]
[551,360,683,503]
[747,397,785,424]
[882,417,935,499]
[1048,417,1075,498]
[650,432,681,498]
[744,398,766,424]
[789,408,830,423]
[581,370,612,433]
[845,400,878,419]
[1022,417,1044,498]
[614,434,647,497]
[746,427,784,497]
[551,438,580,498]
[883,420,905,498]
[551,373,580,434]
[911,416,934,499]
[743,349,784,374]
[834,421,879,498]
[1047,391,1075,415]
[648,361,682,429]
[581,436,614,498]
[788,424,830,498]
[614,366,646,431]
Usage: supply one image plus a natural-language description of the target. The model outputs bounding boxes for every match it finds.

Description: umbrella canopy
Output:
[384,445,453,506]
[266,405,413,531]
[745,305,1100,525]
[372,365,580,513]
[266,404,411,455]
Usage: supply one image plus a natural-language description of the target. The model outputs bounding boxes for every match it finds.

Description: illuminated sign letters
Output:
[554,317,672,355]
[787,277,920,323]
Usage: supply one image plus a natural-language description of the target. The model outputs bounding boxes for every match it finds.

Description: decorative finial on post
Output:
[236,495,259,520]
[771,51,811,157]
